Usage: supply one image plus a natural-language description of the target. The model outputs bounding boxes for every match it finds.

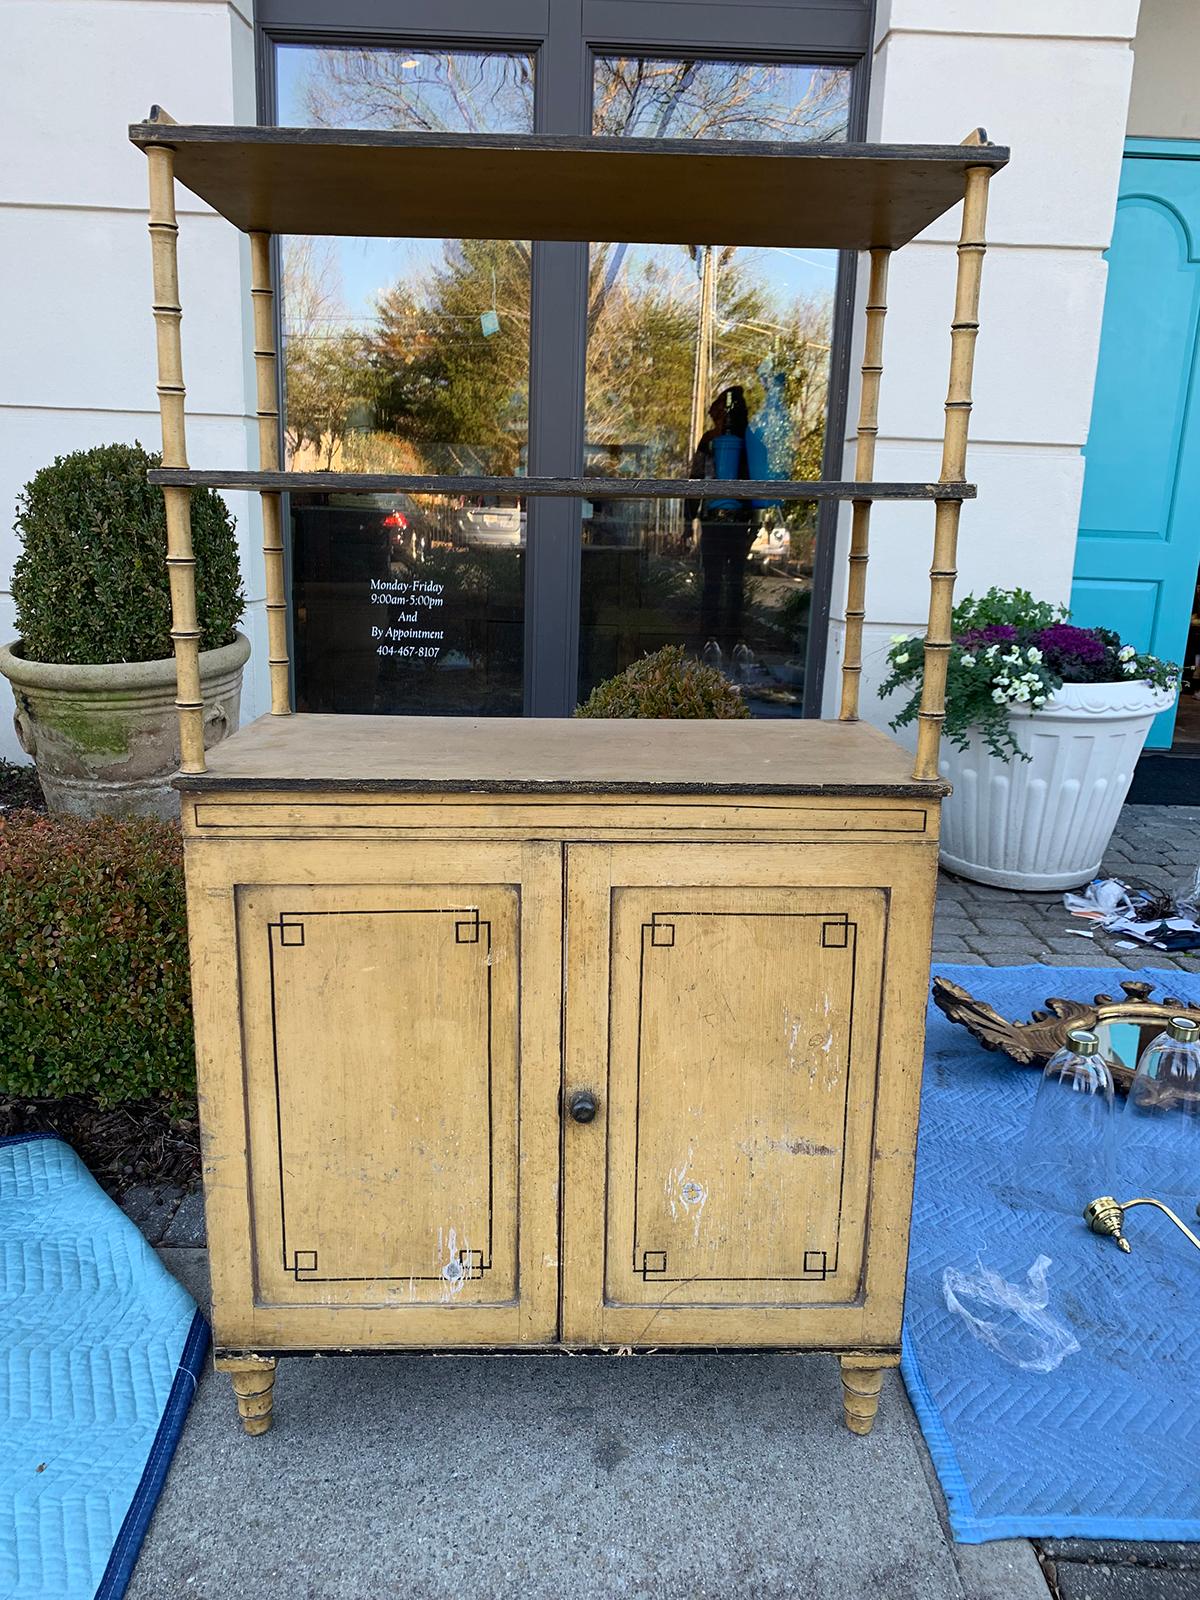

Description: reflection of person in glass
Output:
[685,385,754,655]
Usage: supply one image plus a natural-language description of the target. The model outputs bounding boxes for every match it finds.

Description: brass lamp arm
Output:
[1084,1195,1200,1255]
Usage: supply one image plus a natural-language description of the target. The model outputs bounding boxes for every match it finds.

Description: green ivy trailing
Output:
[12,442,244,665]
[575,645,750,719]
[881,587,1178,763]
[0,812,194,1106]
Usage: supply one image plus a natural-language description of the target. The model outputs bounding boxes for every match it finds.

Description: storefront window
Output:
[580,58,848,715]
[275,44,534,713]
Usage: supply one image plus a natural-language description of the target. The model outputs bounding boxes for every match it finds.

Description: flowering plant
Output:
[881,587,1178,762]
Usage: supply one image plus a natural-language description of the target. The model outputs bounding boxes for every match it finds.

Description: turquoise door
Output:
[1071,140,1200,747]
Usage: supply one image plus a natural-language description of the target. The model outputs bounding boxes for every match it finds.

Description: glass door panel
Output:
[591,56,850,141]
[580,233,832,716]
[275,44,534,714]
[292,490,524,715]
[579,57,849,716]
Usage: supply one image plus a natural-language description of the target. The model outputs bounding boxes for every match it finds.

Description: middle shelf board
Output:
[149,470,976,502]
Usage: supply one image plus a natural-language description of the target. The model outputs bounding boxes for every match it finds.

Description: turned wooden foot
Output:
[215,1356,277,1436]
[839,1354,899,1436]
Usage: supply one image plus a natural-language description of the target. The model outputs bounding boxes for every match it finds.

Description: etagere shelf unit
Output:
[131,109,1005,1439]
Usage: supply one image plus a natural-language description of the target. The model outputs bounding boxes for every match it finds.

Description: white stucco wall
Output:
[1,1,1151,761]
[823,0,1142,738]
[1127,0,1200,140]
[0,0,264,765]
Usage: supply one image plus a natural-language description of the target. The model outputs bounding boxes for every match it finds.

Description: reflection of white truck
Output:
[456,496,526,548]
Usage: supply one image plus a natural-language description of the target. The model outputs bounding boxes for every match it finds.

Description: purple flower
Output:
[1033,624,1107,664]
[957,624,1017,649]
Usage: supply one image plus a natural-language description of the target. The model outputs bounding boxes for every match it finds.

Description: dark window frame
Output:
[256,2,875,717]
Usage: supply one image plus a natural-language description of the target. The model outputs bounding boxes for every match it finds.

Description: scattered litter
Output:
[1064,877,1133,922]
[1062,928,1095,939]
[943,1255,1080,1373]
[1063,874,1200,952]
[1115,941,1139,951]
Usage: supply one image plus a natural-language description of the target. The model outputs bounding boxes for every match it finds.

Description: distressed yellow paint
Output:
[184,793,938,1437]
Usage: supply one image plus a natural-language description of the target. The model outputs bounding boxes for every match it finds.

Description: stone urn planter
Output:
[937,679,1177,892]
[0,631,249,820]
[5,440,246,820]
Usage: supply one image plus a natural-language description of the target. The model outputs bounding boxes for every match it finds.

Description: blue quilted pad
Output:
[0,1134,208,1600]
[904,965,1200,1543]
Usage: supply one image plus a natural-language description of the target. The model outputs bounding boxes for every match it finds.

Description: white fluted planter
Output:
[938,680,1177,891]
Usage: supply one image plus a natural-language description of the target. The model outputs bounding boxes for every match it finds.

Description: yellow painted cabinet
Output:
[189,812,934,1430]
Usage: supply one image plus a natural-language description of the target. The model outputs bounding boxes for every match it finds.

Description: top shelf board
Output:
[128,122,1008,250]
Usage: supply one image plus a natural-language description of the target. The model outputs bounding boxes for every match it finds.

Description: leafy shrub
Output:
[882,586,1178,762]
[12,442,244,665]
[576,644,750,719]
[0,811,194,1105]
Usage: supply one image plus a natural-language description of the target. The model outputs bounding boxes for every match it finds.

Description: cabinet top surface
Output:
[128,124,1007,250]
[177,714,948,798]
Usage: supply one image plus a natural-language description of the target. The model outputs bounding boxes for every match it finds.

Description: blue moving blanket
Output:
[904,965,1200,1543]
[0,1133,208,1599]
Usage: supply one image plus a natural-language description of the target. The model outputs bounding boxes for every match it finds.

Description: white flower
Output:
[986,644,999,659]
[1026,647,1043,664]
[1032,694,1047,707]
[959,653,976,668]
[1012,683,1031,702]
[1122,660,1138,674]
[992,687,1008,703]
[1020,672,1039,684]
[1118,645,1136,662]
[894,651,910,664]
[890,633,910,645]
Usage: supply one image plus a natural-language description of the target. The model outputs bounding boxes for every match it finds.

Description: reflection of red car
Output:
[383,508,409,555]
[327,492,430,559]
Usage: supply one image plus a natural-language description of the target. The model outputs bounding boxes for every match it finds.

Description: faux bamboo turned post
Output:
[146,124,206,775]
[249,233,292,714]
[912,143,993,782]
[839,248,891,720]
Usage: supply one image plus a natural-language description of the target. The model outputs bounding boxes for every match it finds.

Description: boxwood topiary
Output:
[0,811,194,1105]
[12,442,244,665]
[575,644,750,719]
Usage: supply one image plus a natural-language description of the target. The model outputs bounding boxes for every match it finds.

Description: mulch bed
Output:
[0,760,45,814]
[0,1094,201,1198]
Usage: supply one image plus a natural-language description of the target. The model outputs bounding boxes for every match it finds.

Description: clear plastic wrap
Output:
[942,1255,1080,1373]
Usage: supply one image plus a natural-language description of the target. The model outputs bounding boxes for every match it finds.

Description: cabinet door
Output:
[561,842,935,1348]
[190,839,560,1350]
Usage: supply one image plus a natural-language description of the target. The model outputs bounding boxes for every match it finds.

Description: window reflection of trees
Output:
[592,56,849,142]
[293,46,535,134]
[278,48,847,488]
[278,45,847,714]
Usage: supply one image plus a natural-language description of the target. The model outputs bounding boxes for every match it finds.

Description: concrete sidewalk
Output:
[127,803,1200,1600]
[133,1246,1045,1600]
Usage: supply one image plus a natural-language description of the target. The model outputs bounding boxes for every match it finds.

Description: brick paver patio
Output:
[934,804,1200,974]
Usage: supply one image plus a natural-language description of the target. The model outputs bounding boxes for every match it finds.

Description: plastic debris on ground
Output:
[1063,870,1200,951]
[942,1255,1080,1374]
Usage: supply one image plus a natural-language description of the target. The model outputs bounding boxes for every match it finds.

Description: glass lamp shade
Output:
[1121,1017,1200,1202]
[1018,1029,1117,1214]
